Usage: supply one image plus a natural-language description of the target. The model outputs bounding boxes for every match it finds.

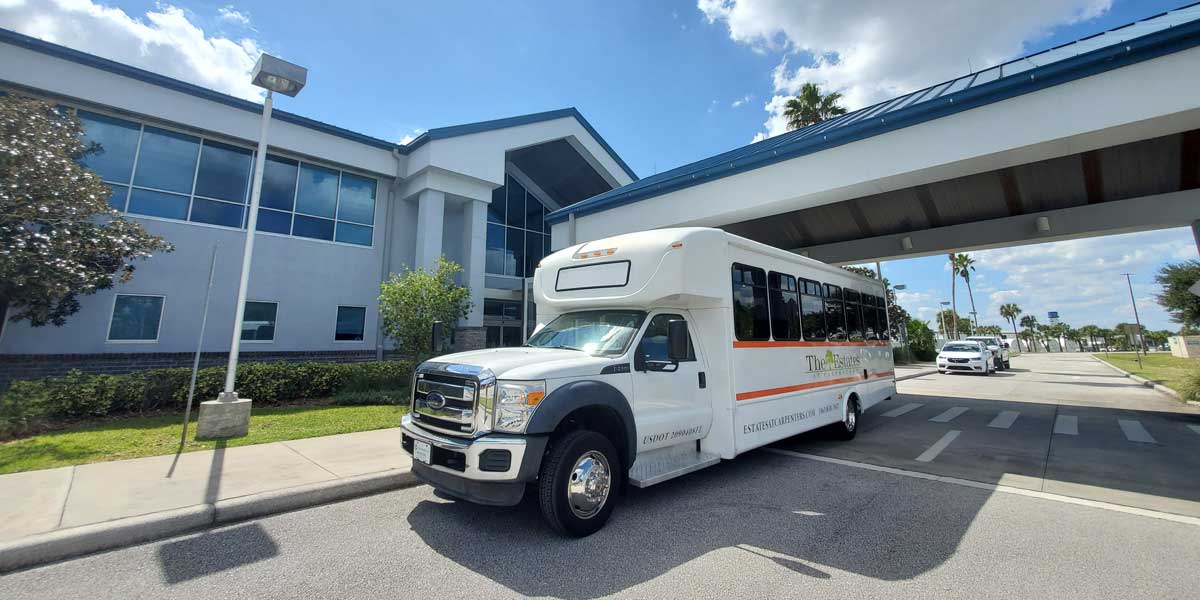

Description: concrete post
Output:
[461,197,488,328]
[414,189,445,271]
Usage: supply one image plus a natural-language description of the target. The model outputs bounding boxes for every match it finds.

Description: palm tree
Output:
[1020,315,1039,352]
[1000,303,1022,351]
[783,83,848,130]
[1078,325,1100,352]
[952,254,979,328]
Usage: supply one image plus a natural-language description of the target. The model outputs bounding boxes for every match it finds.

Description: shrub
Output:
[0,360,413,431]
[1180,369,1200,404]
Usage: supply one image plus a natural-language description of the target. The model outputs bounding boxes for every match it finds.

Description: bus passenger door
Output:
[630,312,712,452]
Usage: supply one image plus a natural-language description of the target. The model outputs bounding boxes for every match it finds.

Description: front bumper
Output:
[938,359,987,372]
[400,415,547,506]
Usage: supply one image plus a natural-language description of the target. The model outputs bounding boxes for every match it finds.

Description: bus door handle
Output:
[698,372,706,389]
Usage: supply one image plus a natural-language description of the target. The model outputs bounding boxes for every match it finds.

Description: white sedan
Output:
[937,341,994,376]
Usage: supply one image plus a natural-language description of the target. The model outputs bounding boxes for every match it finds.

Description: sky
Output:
[0,0,1196,331]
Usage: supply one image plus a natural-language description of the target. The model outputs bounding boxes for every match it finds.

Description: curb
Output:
[1088,354,1183,401]
[0,468,419,573]
[896,368,938,382]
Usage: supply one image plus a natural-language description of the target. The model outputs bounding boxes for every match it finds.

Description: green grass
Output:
[0,404,406,475]
[1093,352,1199,393]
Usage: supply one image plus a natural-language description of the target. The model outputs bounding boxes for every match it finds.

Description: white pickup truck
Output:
[964,335,1011,370]
[401,228,895,536]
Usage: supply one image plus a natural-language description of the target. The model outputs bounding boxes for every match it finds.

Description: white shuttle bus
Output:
[401,227,895,535]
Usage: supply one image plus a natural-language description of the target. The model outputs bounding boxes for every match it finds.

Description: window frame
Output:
[241,300,279,344]
[66,102,378,249]
[105,293,166,343]
[637,312,697,364]
[333,305,368,343]
[485,174,555,279]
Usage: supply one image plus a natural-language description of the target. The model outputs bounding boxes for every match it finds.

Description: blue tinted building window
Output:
[260,155,298,211]
[336,173,375,225]
[485,175,551,277]
[78,111,140,184]
[241,301,277,342]
[293,215,335,241]
[107,184,129,211]
[505,227,524,277]
[488,186,505,224]
[194,140,251,203]
[256,208,292,235]
[190,198,243,228]
[296,164,338,218]
[128,188,188,220]
[505,176,526,229]
[133,126,200,193]
[334,222,372,246]
[335,306,366,341]
[108,295,164,341]
[486,223,506,274]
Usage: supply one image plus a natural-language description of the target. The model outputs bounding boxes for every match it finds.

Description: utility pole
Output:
[1122,273,1143,370]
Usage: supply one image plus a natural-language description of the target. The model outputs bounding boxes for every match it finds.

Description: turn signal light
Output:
[573,247,617,260]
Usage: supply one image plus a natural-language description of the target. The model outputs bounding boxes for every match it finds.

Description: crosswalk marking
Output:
[916,430,961,462]
[1054,415,1078,436]
[929,407,969,423]
[1118,419,1157,444]
[881,403,924,418]
[988,411,1020,429]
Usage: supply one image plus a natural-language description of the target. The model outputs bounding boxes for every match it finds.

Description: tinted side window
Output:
[799,278,826,341]
[877,305,890,340]
[862,294,878,340]
[767,271,801,341]
[824,284,847,341]
[844,289,864,341]
[640,314,695,362]
[732,264,770,341]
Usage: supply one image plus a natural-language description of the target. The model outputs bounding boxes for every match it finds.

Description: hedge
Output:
[0,360,412,437]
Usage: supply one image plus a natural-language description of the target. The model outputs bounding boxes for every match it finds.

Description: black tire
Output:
[1004,360,1011,369]
[835,396,860,441]
[537,430,621,537]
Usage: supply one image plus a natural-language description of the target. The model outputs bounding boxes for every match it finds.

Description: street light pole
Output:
[1122,273,1144,370]
[197,54,307,440]
[938,301,950,344]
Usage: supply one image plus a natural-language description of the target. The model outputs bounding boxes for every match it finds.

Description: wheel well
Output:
[552,405,630,471]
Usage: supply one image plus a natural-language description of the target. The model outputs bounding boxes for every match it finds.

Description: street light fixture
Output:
[197,54,308,439]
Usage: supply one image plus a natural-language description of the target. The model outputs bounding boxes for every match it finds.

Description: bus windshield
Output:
[525,310,646,356]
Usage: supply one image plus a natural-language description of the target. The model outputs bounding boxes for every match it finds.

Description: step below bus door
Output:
[630,313,712,452]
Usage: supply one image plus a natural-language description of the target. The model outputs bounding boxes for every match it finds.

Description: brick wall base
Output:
[0,350,395,389]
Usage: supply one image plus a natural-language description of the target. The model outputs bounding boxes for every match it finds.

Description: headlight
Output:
[494,380,546,434]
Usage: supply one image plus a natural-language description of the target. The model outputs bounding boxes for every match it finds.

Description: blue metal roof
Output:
[547,2,1200,225]
[0,27,637,180]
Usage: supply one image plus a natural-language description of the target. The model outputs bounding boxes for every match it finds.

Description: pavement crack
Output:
[55,466,76,530]
[280,441,341,479]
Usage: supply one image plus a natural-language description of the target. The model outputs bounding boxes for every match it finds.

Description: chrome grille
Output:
[414,372,477,435]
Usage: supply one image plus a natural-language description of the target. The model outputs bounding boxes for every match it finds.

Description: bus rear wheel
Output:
[835,396,860,441]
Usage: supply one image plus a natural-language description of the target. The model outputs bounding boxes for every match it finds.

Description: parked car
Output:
[937,341,994,375]
[964,335,1011,370]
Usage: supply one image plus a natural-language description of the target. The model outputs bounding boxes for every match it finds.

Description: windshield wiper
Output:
[525,344,583,351]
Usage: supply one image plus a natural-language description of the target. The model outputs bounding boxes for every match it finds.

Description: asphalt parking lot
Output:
[777,353,1200,517]
[1,353,1197,599]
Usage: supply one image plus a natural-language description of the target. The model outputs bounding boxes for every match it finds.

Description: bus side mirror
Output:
[1003,343,1010,349]
[431,321,445,354]
[667,320,689,361]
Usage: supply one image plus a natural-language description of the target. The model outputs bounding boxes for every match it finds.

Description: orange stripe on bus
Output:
[735,375,863,401]
[732,341,891,348]
[869,371,895,379]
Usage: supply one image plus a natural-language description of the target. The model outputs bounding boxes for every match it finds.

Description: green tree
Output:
[0,94,171,335]
[1000,303,1022,351]
[905,319,937,361]
[1154,260,1200,330]
[1078,325,1101,352]
[378,257,473,359]
[976,324,1003,336]
[1144,329,1171,350]
[783,83,847,130]
[839,265,910,338]
[1019,315,1039,352]
[951,253,979,329]
[935,309,972,338]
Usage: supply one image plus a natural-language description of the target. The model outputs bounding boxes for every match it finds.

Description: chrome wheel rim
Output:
[567,451,611,519]
[846,402,857,431]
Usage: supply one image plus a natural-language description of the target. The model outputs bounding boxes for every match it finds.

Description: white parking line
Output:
[916,430,961,462]
[1118,419,1157,444]
[988,410,1020,429]
[1189,425,1200,436]
[929,407,969,423]
[881,403,924,418]
[1054,415,1078,435]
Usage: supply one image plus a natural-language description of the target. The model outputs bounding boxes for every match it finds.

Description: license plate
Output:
[414,440,431,464]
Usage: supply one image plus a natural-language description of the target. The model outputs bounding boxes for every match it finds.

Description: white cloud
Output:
[0,0,265,101]
[399,128,425,145]
[731,94,753,108]
[217,6,252,28]
[699,0,1112,139]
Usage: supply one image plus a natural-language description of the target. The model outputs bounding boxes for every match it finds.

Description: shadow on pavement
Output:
[156,523,279,584]
[408,450,987,599]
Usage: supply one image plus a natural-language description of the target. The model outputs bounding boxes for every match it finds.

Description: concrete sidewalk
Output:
[0,428,415,571]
